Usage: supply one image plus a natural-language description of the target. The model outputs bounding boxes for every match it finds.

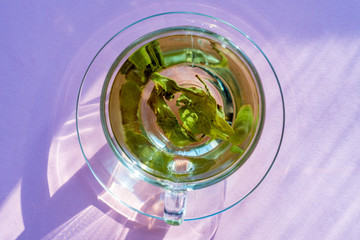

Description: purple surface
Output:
[1,0,360,239]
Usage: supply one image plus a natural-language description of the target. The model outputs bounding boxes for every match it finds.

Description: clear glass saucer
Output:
[76,12,285,222]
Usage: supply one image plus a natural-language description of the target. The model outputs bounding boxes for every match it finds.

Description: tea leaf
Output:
[230,145,245,154]
[150,73,234,141]
[120,41,166,127]
[120,40,165,86]
[129,40,165,72]
[124,126,173,174]
[119,81,141,128]
[129,45,152,72]
[229,104,253,145]
[162,42,228,68]
[188,157,216,175]
[210,42,228,68]
[147,83,198,147]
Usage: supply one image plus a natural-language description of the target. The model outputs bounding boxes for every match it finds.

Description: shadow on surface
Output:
[18,105,220,239]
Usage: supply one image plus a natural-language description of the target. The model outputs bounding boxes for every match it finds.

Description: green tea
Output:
[107,27,262,182]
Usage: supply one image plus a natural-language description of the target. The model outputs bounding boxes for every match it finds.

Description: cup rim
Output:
[100,12,265,189]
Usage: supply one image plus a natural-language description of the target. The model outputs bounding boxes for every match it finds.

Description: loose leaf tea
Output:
[147,82,198,147]
[150,72,234,144]
[124,126,173,174]
[229,104,254,145]
[114,36,257,178]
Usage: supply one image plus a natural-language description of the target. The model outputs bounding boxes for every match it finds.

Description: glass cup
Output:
[76,12,285,225]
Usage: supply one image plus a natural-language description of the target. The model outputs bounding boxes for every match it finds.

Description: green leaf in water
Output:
[124,126,173,175]
[120,40,165,86]
[188,157,216,175]
[210,42,229,68]
[150,72,235,140]
[147,83,198,147]
[229,104,254,145]
[230,145,245,154]
[119,81,141,129]
[129,40,165,72]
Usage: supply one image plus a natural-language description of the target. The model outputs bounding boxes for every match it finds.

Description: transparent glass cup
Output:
[76,12,285,225]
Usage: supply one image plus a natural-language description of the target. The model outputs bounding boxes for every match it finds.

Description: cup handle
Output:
[163,189,187,225]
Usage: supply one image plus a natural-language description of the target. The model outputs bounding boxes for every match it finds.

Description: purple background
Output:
[1,0,360,239]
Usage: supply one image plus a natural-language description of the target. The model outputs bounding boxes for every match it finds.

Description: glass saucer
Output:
[76,12,285,221]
